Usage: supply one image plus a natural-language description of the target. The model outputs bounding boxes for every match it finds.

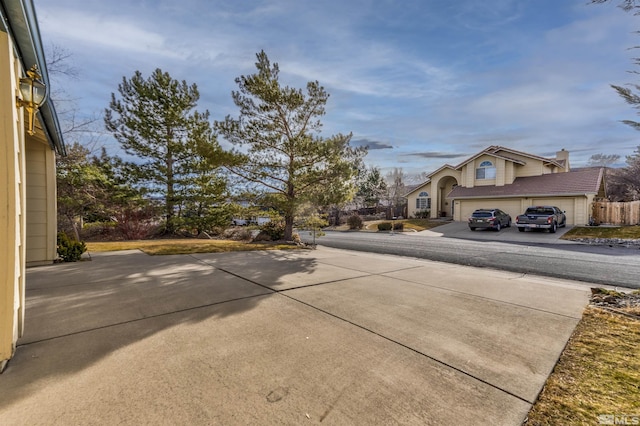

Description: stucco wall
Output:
[406,182,432,218]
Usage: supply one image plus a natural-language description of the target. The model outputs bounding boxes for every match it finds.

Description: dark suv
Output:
[468,209,512,231]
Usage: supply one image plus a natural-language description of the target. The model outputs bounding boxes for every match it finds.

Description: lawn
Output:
[85,239,303,255]
[562,225,640,240]
[334,218,444,232]
[525,307,640,425]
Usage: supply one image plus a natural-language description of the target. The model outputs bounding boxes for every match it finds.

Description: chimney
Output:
[556,149,570,172]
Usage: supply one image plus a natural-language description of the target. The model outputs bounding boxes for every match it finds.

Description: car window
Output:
[472,211,493,218]
[525,207,553,215]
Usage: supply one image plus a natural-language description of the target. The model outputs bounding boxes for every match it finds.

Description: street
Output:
[299,230,640,289]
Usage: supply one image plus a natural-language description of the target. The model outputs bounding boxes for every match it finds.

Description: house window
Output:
[476,161,496,180]
[416,191,431,210]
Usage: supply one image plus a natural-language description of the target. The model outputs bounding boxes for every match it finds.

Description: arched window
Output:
[476,160,496,180]
[416,191,431,210]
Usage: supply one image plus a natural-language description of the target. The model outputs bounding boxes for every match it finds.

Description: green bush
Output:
[393,222,404,231]
[347,214,364,230]
[57,232,87,262]
[377,222,392,231]
[257,221,286,241]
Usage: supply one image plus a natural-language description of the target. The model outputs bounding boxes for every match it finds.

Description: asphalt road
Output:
[299,229,640,289]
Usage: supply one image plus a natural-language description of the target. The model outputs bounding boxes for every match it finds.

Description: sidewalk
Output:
[0,247,590,425]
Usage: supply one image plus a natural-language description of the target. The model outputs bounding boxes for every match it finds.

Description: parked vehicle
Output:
[231,218,249,226]
[231,216,271,226]
[254,216,271,226]
[515,206,566,233]
[468,209,512,231]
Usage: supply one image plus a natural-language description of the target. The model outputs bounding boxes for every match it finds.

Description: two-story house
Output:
[406,146,605,225]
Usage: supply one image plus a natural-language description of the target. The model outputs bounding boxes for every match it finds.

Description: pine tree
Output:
[105,69,224,234]
[212,51,366,240]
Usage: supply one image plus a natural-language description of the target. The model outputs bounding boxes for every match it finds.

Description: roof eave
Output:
[451,192,596,200]
[404,179,431,197]
[1,0,66,155]
[453,146,528,169]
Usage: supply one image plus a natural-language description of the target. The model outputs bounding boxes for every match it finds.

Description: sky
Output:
[34,0,640,178]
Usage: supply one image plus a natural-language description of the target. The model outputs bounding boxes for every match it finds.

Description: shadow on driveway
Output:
[2,249,317,412]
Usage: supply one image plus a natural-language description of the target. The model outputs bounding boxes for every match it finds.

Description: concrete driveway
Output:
[419,220,575,244]
[0,247,590,425]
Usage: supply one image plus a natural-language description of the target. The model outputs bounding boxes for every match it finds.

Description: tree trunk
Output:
[284,214,294,241]
[166,152,175,234]
[69,215,81,242]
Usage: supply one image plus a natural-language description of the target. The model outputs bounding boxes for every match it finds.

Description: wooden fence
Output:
[592,201,640,225]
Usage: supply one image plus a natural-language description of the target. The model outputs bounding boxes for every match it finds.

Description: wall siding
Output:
[26,140,54,265]
[0,31,26,368]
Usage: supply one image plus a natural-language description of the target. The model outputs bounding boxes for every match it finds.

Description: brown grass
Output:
[562,225,640,240]
[85,239,303,255]
[525,307,640,425]
[339,219,444,232]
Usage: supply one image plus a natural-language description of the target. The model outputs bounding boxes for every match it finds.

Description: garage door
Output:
[458,199,523,222]
[531,198,576,225]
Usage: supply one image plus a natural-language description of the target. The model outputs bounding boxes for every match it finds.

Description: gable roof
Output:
[448,167,604,199]
[453,145,563,170]
[426,163,457,179]
[404,179,431,197]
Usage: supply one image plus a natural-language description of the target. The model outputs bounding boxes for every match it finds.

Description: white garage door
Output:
[531,198,576,225]
[458,199,523,222]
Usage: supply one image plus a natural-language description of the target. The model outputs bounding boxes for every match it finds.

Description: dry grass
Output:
[85,239,303,255]
[562,225,640,240]
[525,307,640,425]
[332,219,444,232]
[399,219,445,231]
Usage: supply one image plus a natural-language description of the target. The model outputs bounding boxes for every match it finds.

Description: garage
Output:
[457,199,524,223]
[530,198,577,225]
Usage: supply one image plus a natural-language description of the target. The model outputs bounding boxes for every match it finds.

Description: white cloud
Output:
[33,0,640,172]
[38,9,185,59]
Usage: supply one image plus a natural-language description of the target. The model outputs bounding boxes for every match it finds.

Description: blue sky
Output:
[35,0,640,178]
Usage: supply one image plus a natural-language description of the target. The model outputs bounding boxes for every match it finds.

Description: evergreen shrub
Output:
[377,222,392,231]
[347,214,364,230]
[57,232,87,262]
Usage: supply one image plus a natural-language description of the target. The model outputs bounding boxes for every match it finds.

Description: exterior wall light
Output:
[16,65,47,135]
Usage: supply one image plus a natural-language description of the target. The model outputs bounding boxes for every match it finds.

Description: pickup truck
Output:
[515,206,566,233]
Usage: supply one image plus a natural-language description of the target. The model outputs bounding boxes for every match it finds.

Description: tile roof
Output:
[448,167,604,199]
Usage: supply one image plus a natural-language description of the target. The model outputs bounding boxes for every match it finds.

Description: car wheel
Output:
[470,227,476,231]
[518,227,525,232]
[507,219,511,228]
[495,223,501,231]
[549,222,557,233]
